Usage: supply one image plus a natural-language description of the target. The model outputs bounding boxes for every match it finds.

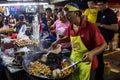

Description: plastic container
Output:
[104,61,111,75]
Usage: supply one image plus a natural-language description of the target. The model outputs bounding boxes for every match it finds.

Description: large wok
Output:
[22,51,76,80]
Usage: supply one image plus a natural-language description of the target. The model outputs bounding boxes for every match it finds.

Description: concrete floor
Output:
[104,49,120,80]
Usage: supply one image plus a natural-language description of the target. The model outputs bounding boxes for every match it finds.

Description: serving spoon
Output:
[40,45,61,63]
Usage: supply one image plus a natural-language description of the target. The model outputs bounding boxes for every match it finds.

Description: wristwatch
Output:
[100,24,103,27]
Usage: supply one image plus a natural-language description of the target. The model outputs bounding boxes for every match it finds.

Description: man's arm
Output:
[101,24,118,31]
[51,36,70,48]
[96,9,118,31]
[96,23,118,31]
[82,42,107,62]
[0,26,9,33]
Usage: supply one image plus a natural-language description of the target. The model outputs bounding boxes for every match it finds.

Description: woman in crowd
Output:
[8,14,16,28]
[14,14,30,33]
[48,8,71,57]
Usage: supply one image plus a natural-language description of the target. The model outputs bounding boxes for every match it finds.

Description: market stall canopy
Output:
[7,0,49,1]
[0,0,49,3]
[50,0,67,4]
[7,0,35,1]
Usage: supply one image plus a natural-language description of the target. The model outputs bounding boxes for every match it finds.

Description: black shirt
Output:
[96,8,118,43]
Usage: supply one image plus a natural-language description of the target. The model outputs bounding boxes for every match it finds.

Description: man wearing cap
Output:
[51,2,107,80]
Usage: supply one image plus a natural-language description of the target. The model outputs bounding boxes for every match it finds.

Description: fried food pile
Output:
[28,61,51,76]
[60,61,74,78]
[28,60,74,78]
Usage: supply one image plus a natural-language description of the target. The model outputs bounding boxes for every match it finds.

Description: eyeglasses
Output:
[64,7,69,12]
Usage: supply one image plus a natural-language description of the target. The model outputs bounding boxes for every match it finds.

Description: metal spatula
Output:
[40,45,61,62]
[40,51,51,62]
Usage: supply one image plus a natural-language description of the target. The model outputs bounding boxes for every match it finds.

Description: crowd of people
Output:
[0,13,30,35]
[39,0,119,80]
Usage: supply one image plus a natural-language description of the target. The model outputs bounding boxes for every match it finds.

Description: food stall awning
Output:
[7,0,35,1]
[50,0,67,4]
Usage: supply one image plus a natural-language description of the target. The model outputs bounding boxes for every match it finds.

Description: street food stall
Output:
[0,34,73,80]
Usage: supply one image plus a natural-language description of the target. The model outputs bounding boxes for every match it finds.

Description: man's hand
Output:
[47,21,52,27]
[82,52,93,62]
[0,26,9,33]
[50,41,58,49]
[95,23,101,27]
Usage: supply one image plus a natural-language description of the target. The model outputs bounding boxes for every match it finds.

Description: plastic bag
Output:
[17,24,29,39]
[17,47,30,52]
[1,38,11,43]
[19,24,27,34]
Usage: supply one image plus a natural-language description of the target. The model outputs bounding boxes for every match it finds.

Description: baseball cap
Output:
[64,2,80,12]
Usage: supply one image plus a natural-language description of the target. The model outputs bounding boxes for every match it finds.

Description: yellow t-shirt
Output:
[84,8,98,23]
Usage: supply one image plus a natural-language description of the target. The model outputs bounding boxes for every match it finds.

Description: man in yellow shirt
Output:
[83,0,98,23]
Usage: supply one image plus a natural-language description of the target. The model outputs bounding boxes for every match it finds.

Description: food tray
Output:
[15,39,33,47]
[1,41,14,50]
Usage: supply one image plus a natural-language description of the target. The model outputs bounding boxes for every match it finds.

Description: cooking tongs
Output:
[61,60,82,72]
[52,60,83,78]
